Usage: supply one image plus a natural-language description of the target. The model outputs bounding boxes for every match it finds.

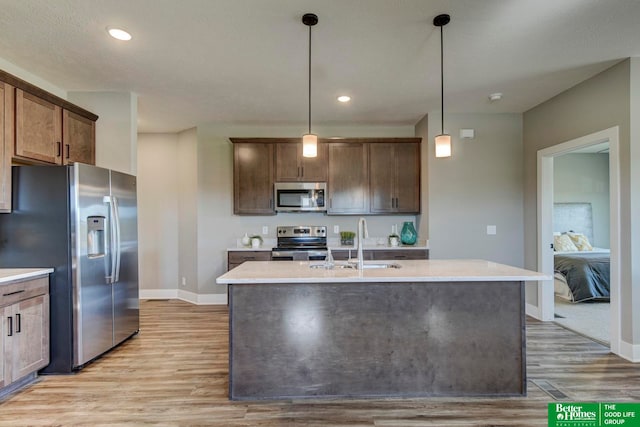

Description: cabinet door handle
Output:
[3,289,25,297]
[329,198,332,209]
[301,167,304,177]
[7,316,12,337]
[66,144,70,159]
[56,141,61,157]
[16,313,21,333]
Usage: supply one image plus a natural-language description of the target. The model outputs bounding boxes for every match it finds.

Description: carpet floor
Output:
[554,296,610,345]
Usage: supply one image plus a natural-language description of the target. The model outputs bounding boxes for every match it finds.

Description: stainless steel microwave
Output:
[274,182,327,212]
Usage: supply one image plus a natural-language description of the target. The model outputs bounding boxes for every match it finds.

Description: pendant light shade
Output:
[434,14,451,158]
[302,13,318,158]
[302,133,318,157]
[435,134,451,158]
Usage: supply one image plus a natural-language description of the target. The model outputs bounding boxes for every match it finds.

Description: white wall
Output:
[177,128,198,294]
[426,113,525,267]
[523,59,640,351]
[68,91,138,175]
[0,57,66,98]
[137,133,180,291]
[554,153,610,248]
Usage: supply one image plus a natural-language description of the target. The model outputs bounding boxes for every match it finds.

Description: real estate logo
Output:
[550,403,597,426]
[548,403,640,427]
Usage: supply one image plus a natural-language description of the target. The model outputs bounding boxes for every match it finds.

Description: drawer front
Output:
[0,276,49,308]
[227,251,271,271]
[371,249,429,260]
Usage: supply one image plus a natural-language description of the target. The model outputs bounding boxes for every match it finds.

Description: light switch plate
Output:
[262,226,268,235]
[487,225,497,235]
[334,225,339,234]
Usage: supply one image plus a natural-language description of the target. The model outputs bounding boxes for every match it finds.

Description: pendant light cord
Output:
[308,24,312,135]
[440,24,444,135]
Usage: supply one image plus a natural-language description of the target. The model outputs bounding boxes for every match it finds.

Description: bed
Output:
[553,203,610,302]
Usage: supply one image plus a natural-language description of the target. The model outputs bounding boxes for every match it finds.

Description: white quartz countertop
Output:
[216,259,550,284]
[0,268,54,285]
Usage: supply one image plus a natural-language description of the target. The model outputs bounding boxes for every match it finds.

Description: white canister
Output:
[241,233,250,246]
[251,237,261,248]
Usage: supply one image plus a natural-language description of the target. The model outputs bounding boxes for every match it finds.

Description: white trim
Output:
[139,289,228,305]
[526,302,541,319]
[177,289,227,305]
[618,340,640,363]
[536,126,621,357]
[139,289,178,299]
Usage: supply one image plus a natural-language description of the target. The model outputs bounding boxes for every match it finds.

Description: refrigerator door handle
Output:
[113,196,122,283]
[104,195,117,284]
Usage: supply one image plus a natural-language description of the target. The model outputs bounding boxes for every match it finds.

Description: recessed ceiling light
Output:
[337,95,351,103]
[107,27,132,41]
[489,92,503,102]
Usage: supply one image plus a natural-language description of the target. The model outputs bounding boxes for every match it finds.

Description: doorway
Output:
[536,126,620,354]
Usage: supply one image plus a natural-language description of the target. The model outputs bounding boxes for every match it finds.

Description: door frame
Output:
[536,126,620,354]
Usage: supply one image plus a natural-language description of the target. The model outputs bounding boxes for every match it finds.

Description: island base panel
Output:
[229,281,525,400]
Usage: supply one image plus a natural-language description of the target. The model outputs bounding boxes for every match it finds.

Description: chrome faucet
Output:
[356,217,368,270]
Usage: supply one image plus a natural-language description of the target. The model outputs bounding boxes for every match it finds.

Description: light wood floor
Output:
[1,299,639,427]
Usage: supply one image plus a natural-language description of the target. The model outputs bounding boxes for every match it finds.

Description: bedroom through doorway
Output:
[536,127,620,354]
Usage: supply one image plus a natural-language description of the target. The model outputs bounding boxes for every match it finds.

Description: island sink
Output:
[309,261,401,270]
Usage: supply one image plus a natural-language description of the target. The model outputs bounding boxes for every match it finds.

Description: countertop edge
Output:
[0,268,54,284]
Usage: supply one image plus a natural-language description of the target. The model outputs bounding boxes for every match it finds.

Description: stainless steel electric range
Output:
[271,225,327,261]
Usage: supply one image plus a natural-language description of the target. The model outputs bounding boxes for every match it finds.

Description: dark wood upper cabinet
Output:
[232,141,275,215]
[275,141,327,182]
[327,142,369,214]
[369,142,420,214]
[231,137,420,216]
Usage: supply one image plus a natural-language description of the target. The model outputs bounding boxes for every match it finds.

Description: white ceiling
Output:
[0,0,639,133]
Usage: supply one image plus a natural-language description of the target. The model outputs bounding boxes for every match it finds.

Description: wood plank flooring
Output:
[0,299,639,426]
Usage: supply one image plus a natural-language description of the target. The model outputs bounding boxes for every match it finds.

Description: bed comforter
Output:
[554,252,610,302]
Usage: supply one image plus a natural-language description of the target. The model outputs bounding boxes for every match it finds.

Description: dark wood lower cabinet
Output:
[227,251,271,271]
[331,249,428,261]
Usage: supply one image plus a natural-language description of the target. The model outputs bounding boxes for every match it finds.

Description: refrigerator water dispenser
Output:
[87,216,106,258]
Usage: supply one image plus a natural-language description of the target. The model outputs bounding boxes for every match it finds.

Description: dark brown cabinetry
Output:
[231,137,421,216]
[227,251,272,271]
[369,142,420,214]
[232,141,275,215]
[276,141,327,182]
[327,142,369,214]
[0,276,50,390]
[331,248,429,261]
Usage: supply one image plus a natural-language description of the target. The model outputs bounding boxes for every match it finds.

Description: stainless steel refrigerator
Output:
[0,163,139,373]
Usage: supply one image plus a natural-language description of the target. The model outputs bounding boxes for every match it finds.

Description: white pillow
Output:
[554,234,578,252]
[567,232,593,251]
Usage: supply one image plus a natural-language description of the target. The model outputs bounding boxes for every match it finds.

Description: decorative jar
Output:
[400,221,417,245]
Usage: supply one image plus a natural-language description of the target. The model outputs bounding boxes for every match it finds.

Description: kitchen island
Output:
[216,259,548,400]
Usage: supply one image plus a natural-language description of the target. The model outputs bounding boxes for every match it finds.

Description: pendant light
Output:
[434,14,451,158]
[302,13,318,158]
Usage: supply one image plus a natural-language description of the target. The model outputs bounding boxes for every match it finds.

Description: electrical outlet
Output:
[334,225,339,234]
[262,226,268,235]
[181,277,186,286]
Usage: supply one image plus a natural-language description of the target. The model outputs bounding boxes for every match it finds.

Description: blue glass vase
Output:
[400,221,417,245]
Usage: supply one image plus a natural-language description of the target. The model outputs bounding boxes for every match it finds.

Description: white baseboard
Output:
[139,288,227,305]
[526,302,542,320]
[618,339,640,363]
